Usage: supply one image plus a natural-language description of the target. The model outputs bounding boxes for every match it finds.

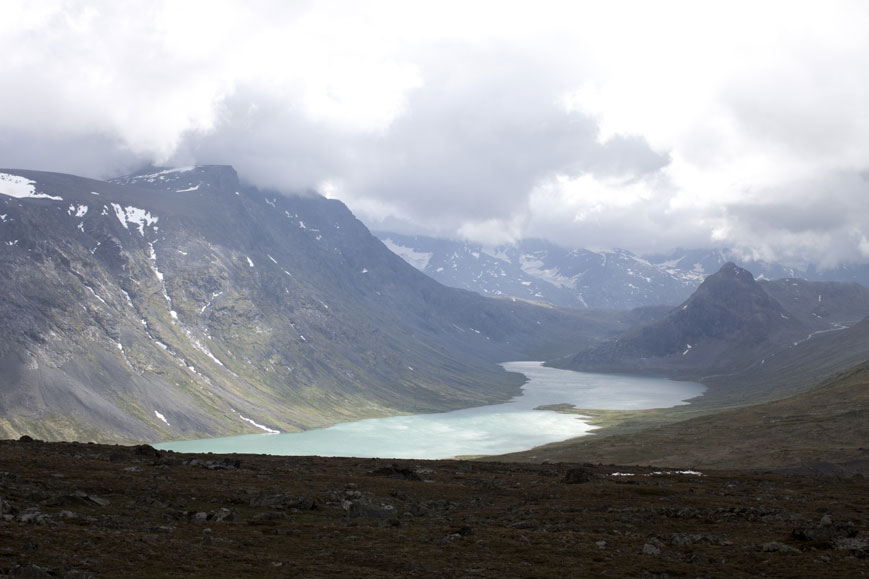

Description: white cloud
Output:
[1,0,869,267]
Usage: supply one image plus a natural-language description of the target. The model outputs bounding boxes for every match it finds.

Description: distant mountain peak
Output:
[559,263,811,377]
[715,261,753,280]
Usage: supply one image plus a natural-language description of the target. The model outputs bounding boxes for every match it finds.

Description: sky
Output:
[2,1,869,268]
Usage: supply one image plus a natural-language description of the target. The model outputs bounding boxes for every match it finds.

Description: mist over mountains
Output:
[377,232,869,310]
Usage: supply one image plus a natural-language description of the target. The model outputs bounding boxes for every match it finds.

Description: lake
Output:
[155,361,705,459]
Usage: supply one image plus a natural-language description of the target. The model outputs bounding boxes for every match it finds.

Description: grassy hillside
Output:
[499,359,869,471]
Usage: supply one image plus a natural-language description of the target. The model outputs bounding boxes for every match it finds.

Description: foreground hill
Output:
[500,358,869,473]
[1,438,867,577]
[0,167,619,443]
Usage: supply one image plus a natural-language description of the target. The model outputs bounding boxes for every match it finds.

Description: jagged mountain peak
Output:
[671,262,791,343]
[681,262,771,317]
[558,263,814,377]
[717,261,751,278]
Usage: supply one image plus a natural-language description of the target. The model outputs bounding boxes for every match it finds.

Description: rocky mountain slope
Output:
[553,263,823,380]
[377,233,698,309]
[0,166,619,444]
[377,232,869,309]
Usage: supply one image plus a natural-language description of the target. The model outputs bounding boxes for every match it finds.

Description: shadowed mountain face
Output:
[759,278,869,326]
[0,166,618,443]
[554,263,822,379]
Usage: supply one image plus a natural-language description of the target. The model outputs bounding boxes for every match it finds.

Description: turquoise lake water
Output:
[155,361,704,459]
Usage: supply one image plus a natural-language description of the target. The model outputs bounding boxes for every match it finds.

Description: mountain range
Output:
[376,232,869,310]
[3,164,869,473]
[0,166,623,443]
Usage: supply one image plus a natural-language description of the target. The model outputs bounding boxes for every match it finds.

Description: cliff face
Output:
[0,166,603,443]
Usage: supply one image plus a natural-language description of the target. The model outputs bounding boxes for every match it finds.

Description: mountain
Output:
[0,166,621,444]
[549,263,869,409]
[377,233,701,309]
[759,278,869,326]
[376,232,869,310]
[553,263,821,379]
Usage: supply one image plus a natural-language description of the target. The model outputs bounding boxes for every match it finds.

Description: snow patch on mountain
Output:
[0,173,63,200]
[67,204,88,218]
[231,408,279,434]
[154,410,170,426]
[381,238,433,270]
[519,254,577,289]
[111,204,158,236]
[119,167,194,185]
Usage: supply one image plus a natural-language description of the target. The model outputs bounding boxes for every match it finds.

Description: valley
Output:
[154,362,703,459]
[0,167,623,444]
[1,164,868,472]
[2,165,869,578]
[3,6,868,576]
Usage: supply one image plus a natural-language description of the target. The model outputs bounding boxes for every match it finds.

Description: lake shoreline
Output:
[156,362,705,459]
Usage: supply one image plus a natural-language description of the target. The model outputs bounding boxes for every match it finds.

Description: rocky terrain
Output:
[1,438,867,578]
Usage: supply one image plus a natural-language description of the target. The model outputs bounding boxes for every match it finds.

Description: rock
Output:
[642,543,661,556]
[148,526,175,534]
[134,444,161,458]
[370,464,422,481]
[760,542,800,553]
[341,499,359,518]
[508,520,535,530]
[72,491,110,507]
[668,533,732,546]
[212,508,236,522]
[249,493,316,511]
[792,521,857,542]
[0,496,17,516]
[186,458,240,470]
[8,563,53,577]
[832,537,868,551]
[562,468,595,484]
[18,508,49,525]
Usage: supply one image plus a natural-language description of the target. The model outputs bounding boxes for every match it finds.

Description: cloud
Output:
[1,0,869,268]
